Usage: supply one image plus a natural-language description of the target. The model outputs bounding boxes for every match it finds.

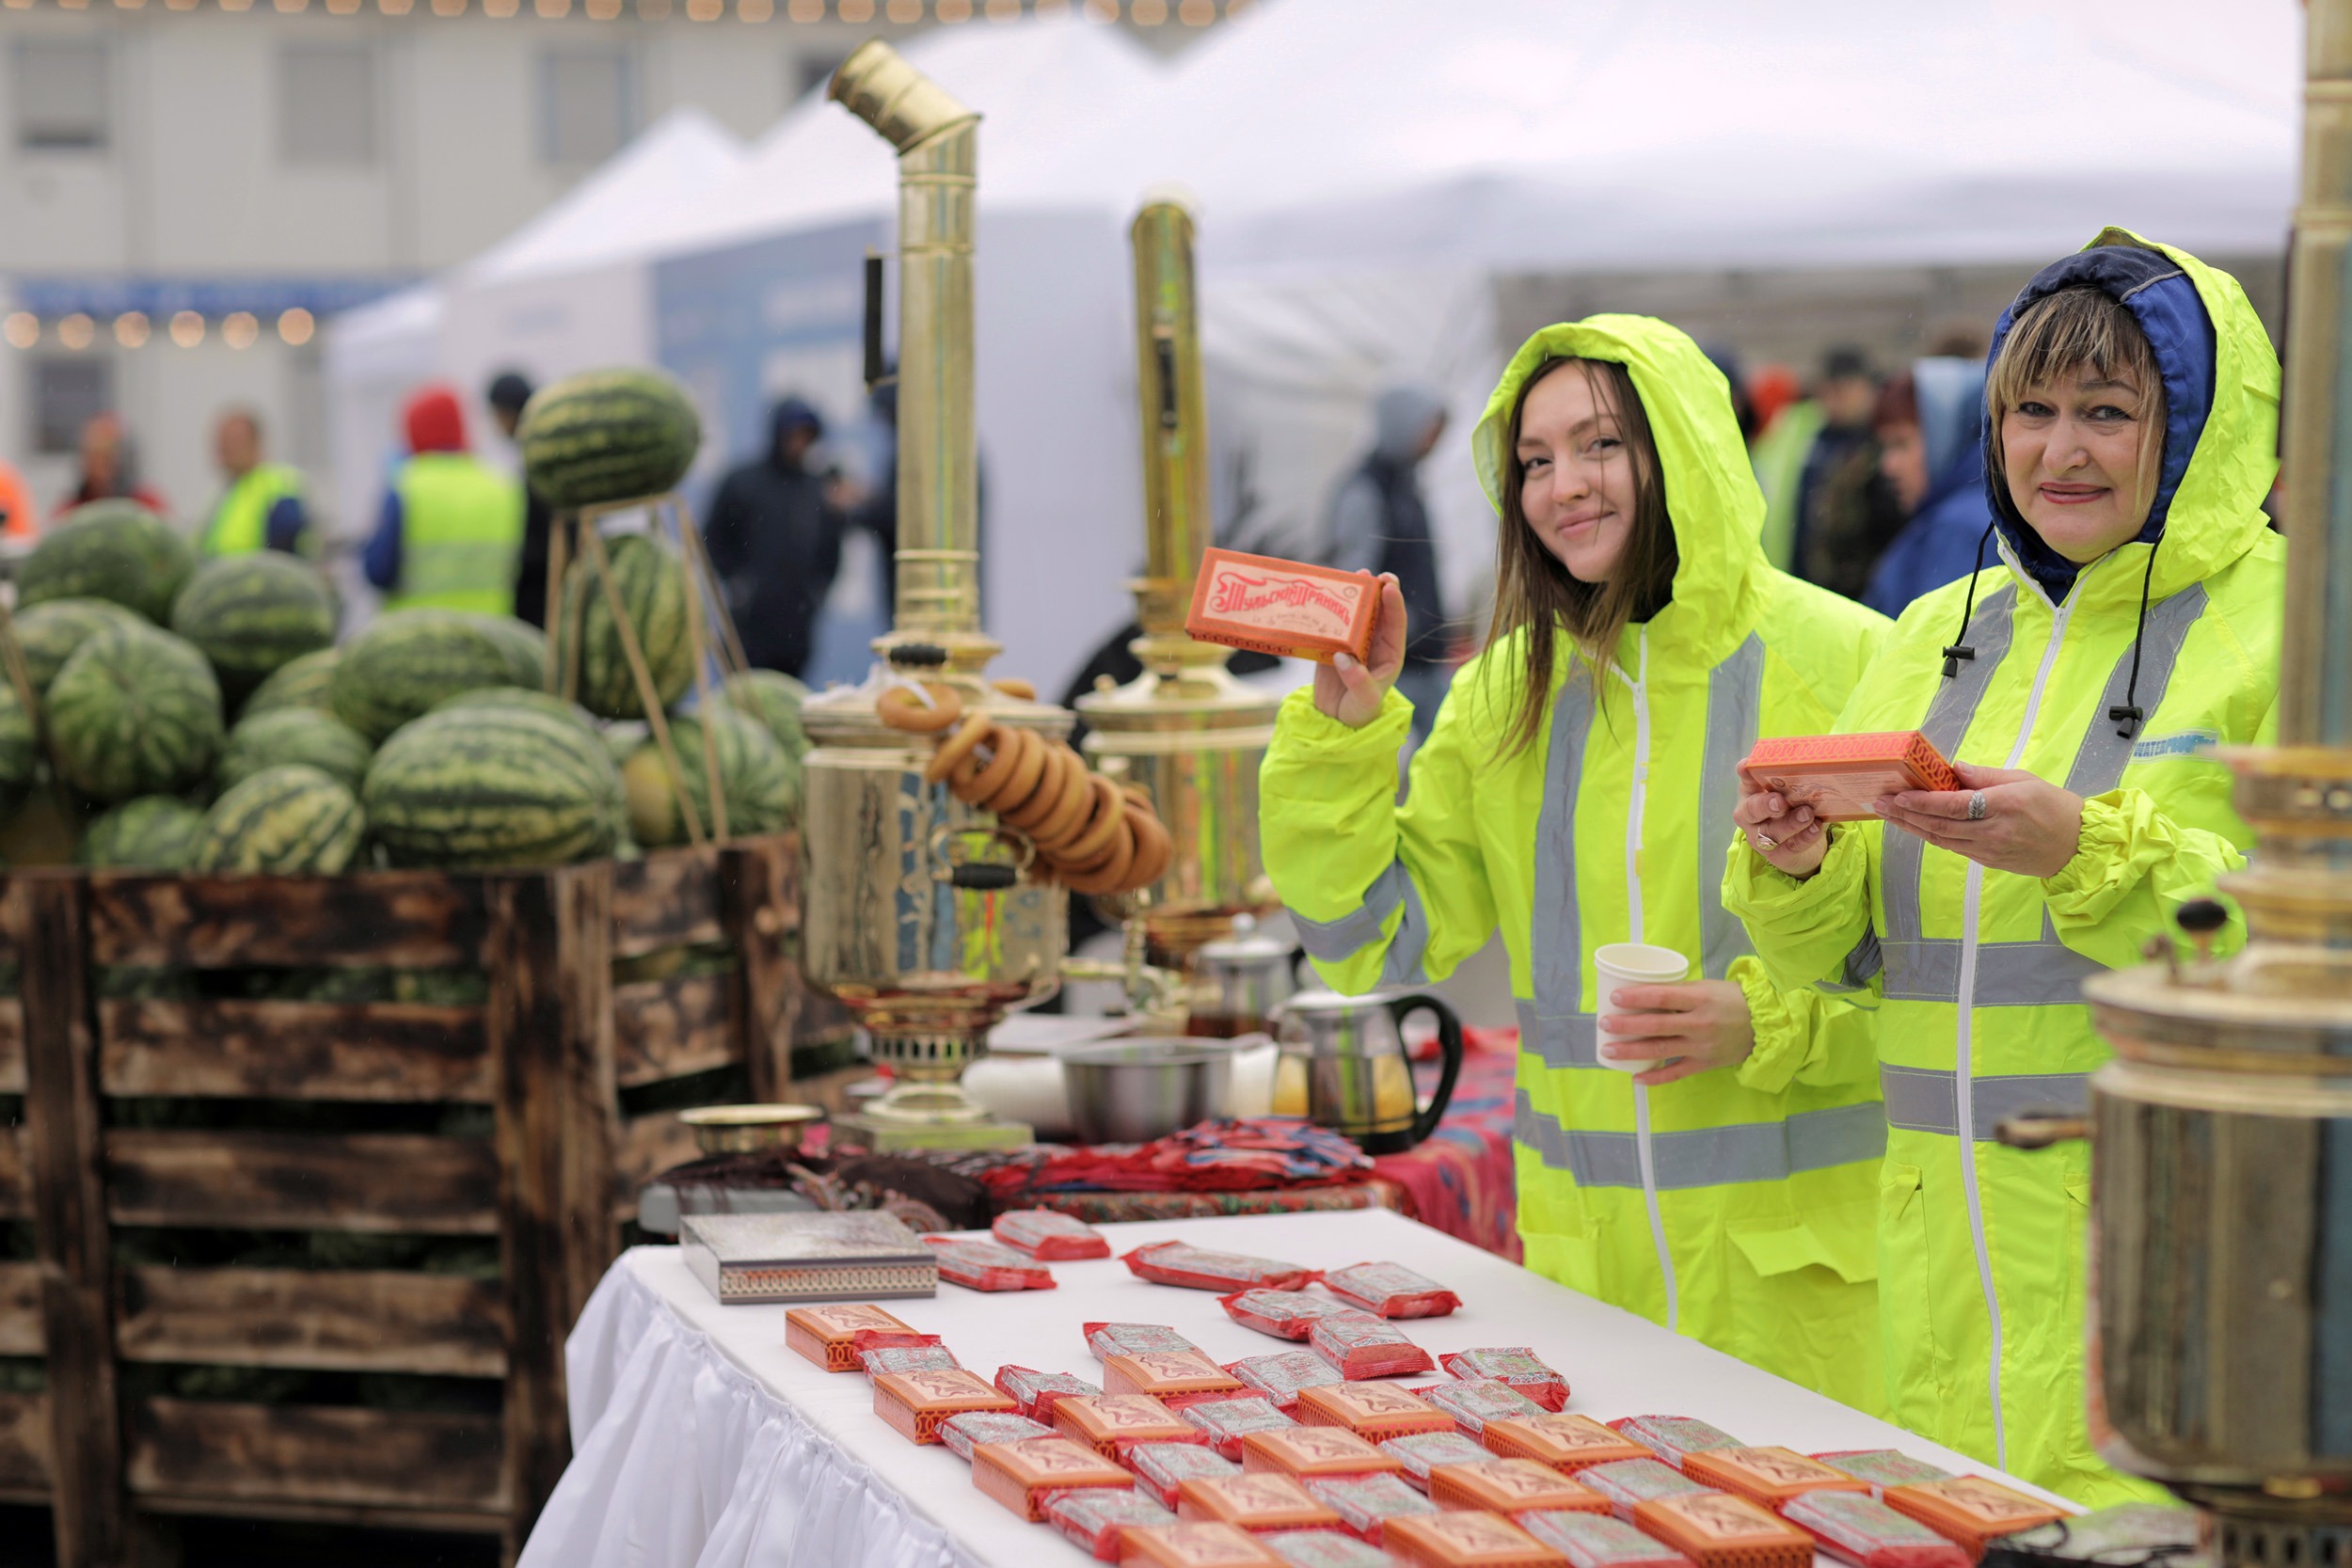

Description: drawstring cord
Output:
[2110,532,2163,738]
[1941,517,2001,680]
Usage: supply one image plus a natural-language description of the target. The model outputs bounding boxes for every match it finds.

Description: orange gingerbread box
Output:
[1057,1395,1210,1461]
[1175,1472,1343,1533]
[1297,1381,1457,1444]
[1680,1447,1871,1510]
[1631,1492,1815,1568]
[1881,1477,2065,1560]
[786,1303,926,1372]
[1428,1457,1610,1516]
[972,1435,1134,1521]
[871,1368,1017,1444]
[1385,1511,1572,1568]
[1186,547,1380,666]
[1482,1414,1654,1473]
[1104,1351,1248,1406]
[1120,1521,1290,1568]
[1239,1425,1405,1480]
[1736,731,1959,822]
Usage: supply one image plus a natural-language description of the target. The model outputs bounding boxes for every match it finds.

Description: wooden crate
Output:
[4,833,828,1565]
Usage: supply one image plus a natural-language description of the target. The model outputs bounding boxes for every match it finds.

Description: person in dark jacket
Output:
[486,371,560,628]
[705,397,843,678]
[1862,358,1994,617]
[1327,386,1449,739]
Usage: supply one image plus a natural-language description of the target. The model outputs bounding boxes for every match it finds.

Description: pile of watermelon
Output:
[8,495,802,878]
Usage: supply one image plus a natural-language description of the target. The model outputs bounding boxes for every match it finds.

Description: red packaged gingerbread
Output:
[1438,1348,1568,1411]
[1185,547,1380,667]
[1240,1426,1404,1481]
[857,1344,961,1379]
[972,1434,1134,1520]
[1124,1241,1316,1292]
[1130,1441,1243,1508]
[1057,1395,1213,1461]
[993,1207,1112,1259]
[1297,1380,1455,1444]
[1517,1510,1697,1568]
[1679,1446,1869,1509]
[1176,1472,1343,1533]
[870,1367,1017,1443]
[1385,1511,1572,1568]
[1182,1396,1298,1460]
[1811,1451,1955,1499]
[993,1364,1101,1421]
[1266,1529,1400,1568]
[1380,1431,1493,1493]
[1104,1350,1248,1407]
[1427,1458,1609,1517]
[1221,1289,1351,1340]
[1482,1414,1652,1473]
[1047,1486,1180,1561]
[1421,1378,1545,1435]
[925,1236,1056,1291]
[1781,1489,1974,1568]
[1607,1416,1741,1470]
[939,1410,1051,1461]
[1630,1492,1814,1568]
[1309,1310,1436,1379]
[785,1304,932,1372]
[1090,1323,1204,1361]
[1322,1262,1463,1319]
[1736,731,1959,822]
[1302,1471,1439,1544]
[1120,1521,1288,1568]
[1227,1350,1345,1413]
[1881,1477,2064,1560]
[1575,1459,1710,1522]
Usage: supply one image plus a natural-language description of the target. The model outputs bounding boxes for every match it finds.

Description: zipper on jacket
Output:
[1955,588,2074,1469]
[1613,632,1678,1333]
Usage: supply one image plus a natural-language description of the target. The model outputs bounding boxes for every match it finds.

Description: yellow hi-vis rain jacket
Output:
[1262,317,1892,1411]
[1724,231,2283,1504]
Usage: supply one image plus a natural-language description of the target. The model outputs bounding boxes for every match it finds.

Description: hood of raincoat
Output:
[1472,314,1767,666]
[1982,228,2275,605]
[1372,386,1447,465]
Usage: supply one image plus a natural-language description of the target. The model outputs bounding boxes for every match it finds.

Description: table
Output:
[520,1210,2065,1568]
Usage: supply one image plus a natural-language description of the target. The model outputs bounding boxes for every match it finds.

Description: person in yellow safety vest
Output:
[1260,316,1893,1412]
[1726,230,2282,1505]
[201,407,312,557]
[362,385,524,616]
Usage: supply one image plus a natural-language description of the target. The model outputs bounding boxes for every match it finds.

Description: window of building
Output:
[31,356,111,456]
[14,40,108,152]
[794,52,847,102]
[539,48,633,166]
[280,43,378,166]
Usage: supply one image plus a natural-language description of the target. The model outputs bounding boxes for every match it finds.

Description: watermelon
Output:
[48,623,224,801]
[80,796,206,870]
[620,707,797,847]
[218,707,373,793]
[195,764,365,875]
[469,613,547,690]
[601,720,647,768]
[331,609,527,742]
[241,646,341,718]
[554,532,695,720]
[169,553,338,697]
[723,668,811,763]
[0,676,33,816]
[516,368,702,509]
[429,685,596,736]
[363,702,625,868]
[19,499,197,623]
[12,598,145,691]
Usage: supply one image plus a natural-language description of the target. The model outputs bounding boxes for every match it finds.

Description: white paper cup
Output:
[1593,942,1692,1073]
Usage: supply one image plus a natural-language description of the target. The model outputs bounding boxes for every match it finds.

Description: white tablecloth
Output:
[521,1210,2061,1568]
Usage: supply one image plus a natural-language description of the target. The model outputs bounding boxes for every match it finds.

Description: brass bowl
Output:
[677,1103,825,1156]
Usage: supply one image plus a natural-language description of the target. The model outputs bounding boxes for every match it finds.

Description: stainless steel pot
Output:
[1061,1037,1233,1144]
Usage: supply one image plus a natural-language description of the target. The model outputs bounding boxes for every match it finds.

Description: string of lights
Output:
[1,309,316,350]
[0,0,1251,20]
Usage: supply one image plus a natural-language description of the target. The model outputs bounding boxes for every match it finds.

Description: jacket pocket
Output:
[1519,1218,1606,1303]
[1876,1162,1937,1429]
[1728,1200,1879,1286]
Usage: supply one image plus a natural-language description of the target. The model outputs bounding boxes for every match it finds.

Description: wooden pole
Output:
[573,524,706,847]
[675,498,751,678]
[542,515,574,699]
[667,498,730,843]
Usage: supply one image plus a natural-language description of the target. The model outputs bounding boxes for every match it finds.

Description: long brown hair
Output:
[1486,356,1678,759]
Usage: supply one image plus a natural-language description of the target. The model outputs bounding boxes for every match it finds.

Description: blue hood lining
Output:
[1981,244,2217,602]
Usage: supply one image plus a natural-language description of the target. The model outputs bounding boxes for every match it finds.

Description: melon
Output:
[363,702,625,868]
[12,598,146,691]
[80,796,206,871]
[195,764,365,875]
[240,646,341,718]
[169,553,338,697]
[48,623,225,802]
[429,685,597,736]
[330,609,525,742]
[554,532,695,720]
[516,369,702,509]
[723,668,811,763]
[0,676,34,816]
[621,706,797,847]
[19,499,197,623]
[469,613,547,691]
[217,707,373,794]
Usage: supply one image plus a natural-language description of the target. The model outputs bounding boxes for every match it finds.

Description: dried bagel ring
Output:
[1057,775,1129,865]
[991,677,1036,700]
[1000,744,1074,831]
[964,724,1041,809]
[878,683,963,734]
[925,712,994,784]
[1060,808,1133,873]
[1027,753,1100,847]
[1058,827,1139,895]
[1122,804,1173,889]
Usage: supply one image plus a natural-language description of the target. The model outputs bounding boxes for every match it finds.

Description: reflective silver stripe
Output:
[1381,874,1431,986]
[1700,634,1766,979]
[1290,860,1408,964]
[1880,1065,2090,1141]
[1526,668,1597,1048]
[1884,585,2017,945]
[2062,583,2209,795]
[1818,928,1884,994]
[1880,932,2105,1006]
[1516,999,1597,1069]
[1516,1091,1887,1189]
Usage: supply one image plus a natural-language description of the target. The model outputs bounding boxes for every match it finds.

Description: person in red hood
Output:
[59,413,170,520]
[363,385,523,615]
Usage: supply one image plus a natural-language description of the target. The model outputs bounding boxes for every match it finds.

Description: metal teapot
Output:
[1270,989,1465,1154]
[1188,914,1298,1038]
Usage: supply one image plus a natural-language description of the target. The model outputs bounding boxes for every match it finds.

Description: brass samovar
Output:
[802,40,1066,1149]
[2046,2,2352,1556]
[1076,202,1281,985]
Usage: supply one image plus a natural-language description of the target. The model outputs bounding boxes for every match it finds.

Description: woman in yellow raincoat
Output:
[1261,316,1890,1408]
[1727,231,2283,1502]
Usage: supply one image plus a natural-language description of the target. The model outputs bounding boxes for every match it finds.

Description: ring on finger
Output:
[1967,790,1988,821]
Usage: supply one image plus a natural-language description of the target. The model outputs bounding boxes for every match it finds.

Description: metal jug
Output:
[1188,914,1297,1038]
[1271,989,1465,1153]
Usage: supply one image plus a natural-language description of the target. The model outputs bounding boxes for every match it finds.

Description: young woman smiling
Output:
[1726,232,2284,1503]
[1261,317,1892,1409]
